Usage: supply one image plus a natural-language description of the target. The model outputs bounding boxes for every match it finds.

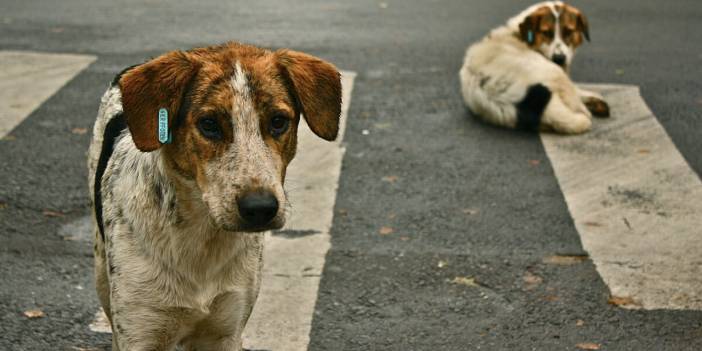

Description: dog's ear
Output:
[118,51,199,152]
[576,12,590,42]
[276,50,342,141]
[519,13,541,45]
[519,7,556,46]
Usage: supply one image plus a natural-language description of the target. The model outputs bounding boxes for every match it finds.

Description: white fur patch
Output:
[229,61,257,135]
[231,61,250,97]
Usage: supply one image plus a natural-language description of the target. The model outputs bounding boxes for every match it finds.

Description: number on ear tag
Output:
[158,108,171,144]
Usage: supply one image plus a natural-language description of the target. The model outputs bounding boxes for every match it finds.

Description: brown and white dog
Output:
[459,1,610,134]
[87,42,341,350]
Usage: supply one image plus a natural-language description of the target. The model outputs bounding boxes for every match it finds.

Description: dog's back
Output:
[459,29,558,130]
[88,83,124,220]
[87,77,134,329]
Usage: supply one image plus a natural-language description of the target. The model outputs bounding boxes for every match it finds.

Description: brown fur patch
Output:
[247,56,300,171]
[519,6,556,48]
[583,96,610,118]
[560,4,590,47]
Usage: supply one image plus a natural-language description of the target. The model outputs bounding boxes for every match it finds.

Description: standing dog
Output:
[87,42,341,350]
[459,1,610,134]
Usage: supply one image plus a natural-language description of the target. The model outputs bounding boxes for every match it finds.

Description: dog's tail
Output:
[515,84,551,131]
[460,60,551,131]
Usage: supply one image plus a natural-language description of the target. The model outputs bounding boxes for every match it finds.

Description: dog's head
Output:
[117,43,341,232]
[515,1,590,71]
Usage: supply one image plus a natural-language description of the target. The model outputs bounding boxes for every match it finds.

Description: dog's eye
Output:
[269,115,290,137]
[544,30,555,39]
[197,117,223,140]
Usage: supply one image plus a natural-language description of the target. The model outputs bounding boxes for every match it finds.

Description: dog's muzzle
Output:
[237,191,279,230]
[551,54,567,68]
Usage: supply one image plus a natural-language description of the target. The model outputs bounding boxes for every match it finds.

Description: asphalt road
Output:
[1,0,701,350]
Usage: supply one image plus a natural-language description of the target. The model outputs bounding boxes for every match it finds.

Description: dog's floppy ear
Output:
[276,50,342,141]
[519,7,556,46]
[519,12,542,45]
[118,51,199,152]
[576,12,590,42]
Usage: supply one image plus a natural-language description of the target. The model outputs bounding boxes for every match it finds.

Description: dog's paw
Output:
[547,112,592,135]
[584,97,610,118]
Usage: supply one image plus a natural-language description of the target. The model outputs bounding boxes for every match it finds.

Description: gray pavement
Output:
[1,0,701,350]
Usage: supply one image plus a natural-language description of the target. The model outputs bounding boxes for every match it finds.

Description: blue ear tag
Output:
[158,108,172,144]
[527,30,534,44]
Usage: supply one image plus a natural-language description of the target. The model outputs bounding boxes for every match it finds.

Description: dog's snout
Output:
[552,54,567,67]
[237,192,279,227]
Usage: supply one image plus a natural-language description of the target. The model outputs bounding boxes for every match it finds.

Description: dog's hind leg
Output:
[542,93,592,134]
[460,69,523,129]
[577,87,610,118]
[93,229,113,326]
[515,83,552,131]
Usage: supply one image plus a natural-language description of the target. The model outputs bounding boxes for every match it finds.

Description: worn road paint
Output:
[88,308,112,334]
[541,84,702,310]
[242,71,355,350]
[0,51,96,138]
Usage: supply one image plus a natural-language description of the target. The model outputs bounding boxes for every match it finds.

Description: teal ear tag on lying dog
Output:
[158,108,172,144]
[527,30,534,44]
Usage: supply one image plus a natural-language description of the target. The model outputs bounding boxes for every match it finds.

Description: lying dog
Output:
[459,1,609,134]
[87,42,341,350]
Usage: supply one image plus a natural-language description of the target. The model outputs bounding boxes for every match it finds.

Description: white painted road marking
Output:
[243,71,355,350]
[542,84,702,310]
[0,51,96,138]
[88,307,112,334]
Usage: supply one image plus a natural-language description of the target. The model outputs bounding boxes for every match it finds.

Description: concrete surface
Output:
[542,84,702,310]
[242,72,355,350]
[0,51,95,138]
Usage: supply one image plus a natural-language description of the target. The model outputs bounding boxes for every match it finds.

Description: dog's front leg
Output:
[182,288,261,351]
[182,336,242,351]
[110,304,183,351]
[577,87,610,118]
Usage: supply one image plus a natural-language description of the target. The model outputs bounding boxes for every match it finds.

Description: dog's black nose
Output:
[238,192,279,227]
[552,54,567,67]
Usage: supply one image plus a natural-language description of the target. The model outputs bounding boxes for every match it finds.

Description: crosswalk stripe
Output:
[0,51,96,138]
[242,71,356,350]
[541,84,702,310]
